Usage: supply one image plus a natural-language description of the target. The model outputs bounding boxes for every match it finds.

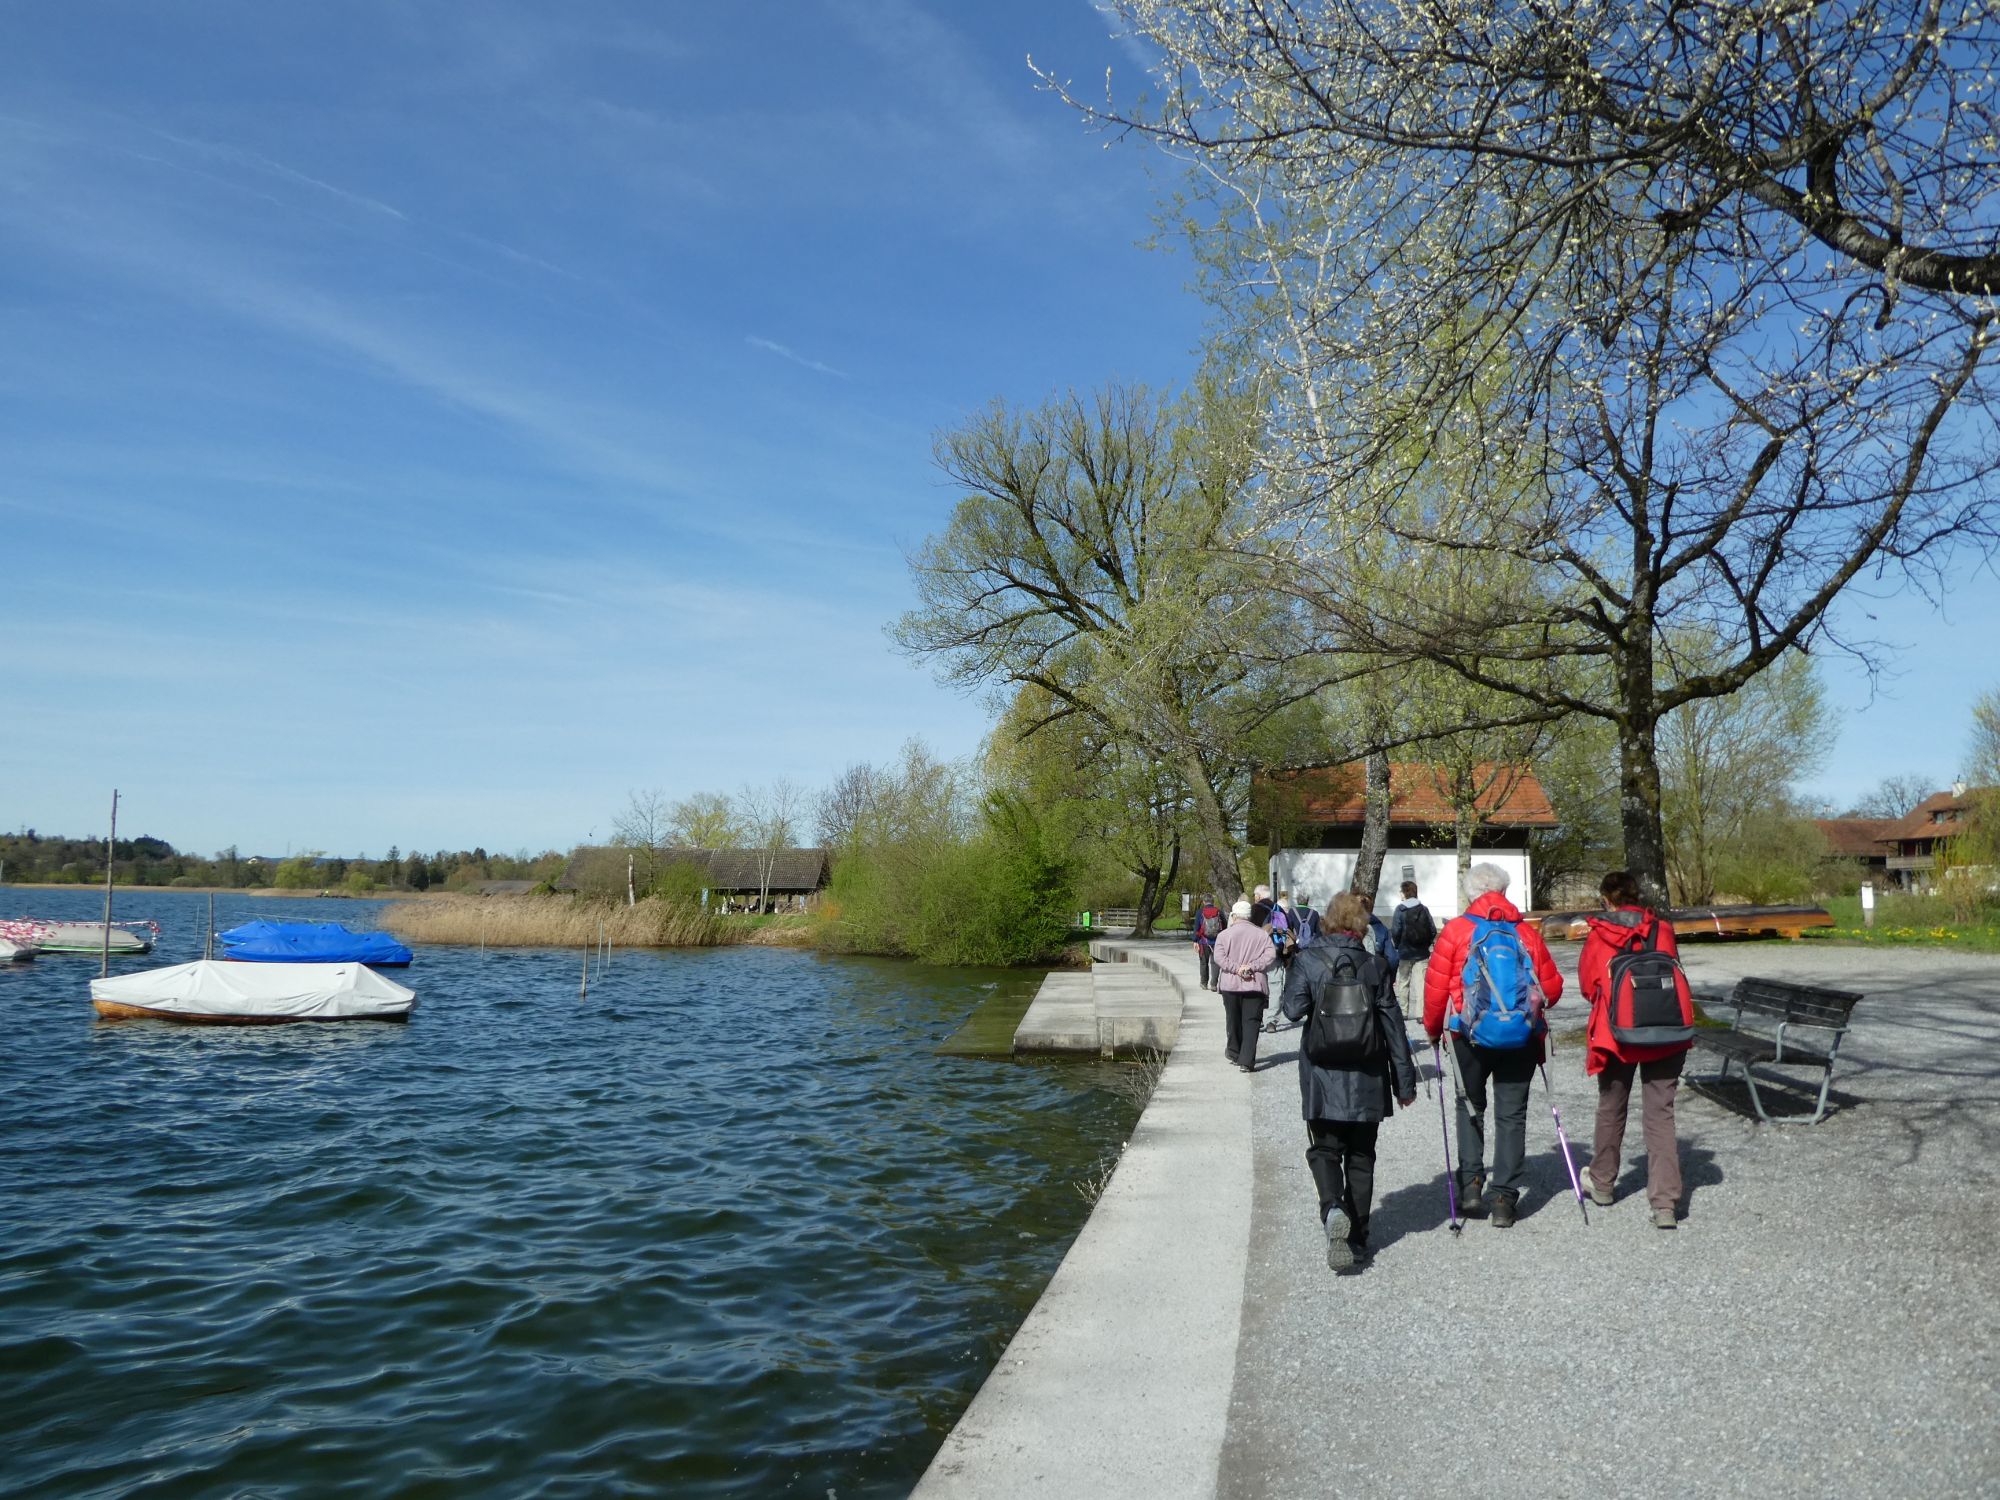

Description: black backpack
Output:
[1398,903,1436,952]
[1303,949,1385,1067]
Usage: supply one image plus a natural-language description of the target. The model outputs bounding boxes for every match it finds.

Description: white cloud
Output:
[746,335,851,380]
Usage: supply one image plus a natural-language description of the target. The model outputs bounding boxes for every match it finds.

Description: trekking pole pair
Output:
[1433,1035,1589,1230]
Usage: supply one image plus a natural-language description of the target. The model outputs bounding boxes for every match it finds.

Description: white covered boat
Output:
[0,937,35,962]
[90,960,416,1024]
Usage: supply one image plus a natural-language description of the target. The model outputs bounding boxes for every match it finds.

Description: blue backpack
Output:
[1455,917,1544,1049]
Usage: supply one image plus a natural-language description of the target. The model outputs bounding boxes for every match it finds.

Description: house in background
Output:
[557,846,832,911]
[1251,762,1559,922]
[1812,818,1897,881]
[1882,783,1990,891]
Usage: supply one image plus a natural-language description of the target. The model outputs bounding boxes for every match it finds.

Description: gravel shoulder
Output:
[1220,940,2000,1500]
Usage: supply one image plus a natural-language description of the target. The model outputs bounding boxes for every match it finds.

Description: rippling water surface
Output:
[0,891,1139,1498]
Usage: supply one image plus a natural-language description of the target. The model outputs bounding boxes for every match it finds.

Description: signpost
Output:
[1860,882,1876,929]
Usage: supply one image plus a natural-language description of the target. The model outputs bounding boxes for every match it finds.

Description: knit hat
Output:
[1230,898,1252,918]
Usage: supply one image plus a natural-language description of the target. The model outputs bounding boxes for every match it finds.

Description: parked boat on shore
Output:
[90,960,416,1024]
[217,919,413,967]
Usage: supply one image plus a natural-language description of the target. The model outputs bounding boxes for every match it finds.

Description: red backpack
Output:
[1606,917,1695,1049]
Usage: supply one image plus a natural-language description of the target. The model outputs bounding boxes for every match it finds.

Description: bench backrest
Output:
[1729,977,1865,1030]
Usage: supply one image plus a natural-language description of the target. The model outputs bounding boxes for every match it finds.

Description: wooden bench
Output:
[1690,977,1866,1125]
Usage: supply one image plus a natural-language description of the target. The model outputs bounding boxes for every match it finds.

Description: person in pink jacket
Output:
[1213,898,1276,1072]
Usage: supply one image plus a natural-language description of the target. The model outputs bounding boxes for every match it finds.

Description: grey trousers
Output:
[1451,1034,1536,1198]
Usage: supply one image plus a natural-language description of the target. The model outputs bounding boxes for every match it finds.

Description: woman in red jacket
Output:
[1422,863,1564,1227]
[1578,870,1692,1229]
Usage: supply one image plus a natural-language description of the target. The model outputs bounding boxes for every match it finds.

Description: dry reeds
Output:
[381,895,743,949]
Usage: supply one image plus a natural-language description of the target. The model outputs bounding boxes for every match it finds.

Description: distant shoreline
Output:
[0,884,448,898]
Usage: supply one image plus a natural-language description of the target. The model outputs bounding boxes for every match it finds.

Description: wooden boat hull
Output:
[92,999,410,1025]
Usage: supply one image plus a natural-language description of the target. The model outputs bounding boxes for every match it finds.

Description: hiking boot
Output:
[1490,1193,1518,1228]
[1336,1239,1370,1276]
[1653,1208,1677,1230]
[1458,1182,1489,1219]
[1324,1207,1353,1270]
[1586,1176,1614,1208]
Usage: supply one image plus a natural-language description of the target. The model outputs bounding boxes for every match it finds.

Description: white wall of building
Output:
[1270,848,1535,924]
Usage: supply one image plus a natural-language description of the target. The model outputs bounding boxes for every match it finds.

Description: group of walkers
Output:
[1190,862,1695,1272]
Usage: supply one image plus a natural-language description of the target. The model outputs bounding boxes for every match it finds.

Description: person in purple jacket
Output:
[1214,898,1277,1072]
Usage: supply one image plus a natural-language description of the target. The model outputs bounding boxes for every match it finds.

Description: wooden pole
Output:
[101,789,119,978]
[206,892,215,960]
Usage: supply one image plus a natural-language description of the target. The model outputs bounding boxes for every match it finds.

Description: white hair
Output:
[1463,862,1511,898]
[1253,884,1272,901]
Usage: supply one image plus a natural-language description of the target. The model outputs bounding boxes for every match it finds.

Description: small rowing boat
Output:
[90,960,416,1024]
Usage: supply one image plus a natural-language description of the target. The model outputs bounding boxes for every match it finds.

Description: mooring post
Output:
[100,789,119,979]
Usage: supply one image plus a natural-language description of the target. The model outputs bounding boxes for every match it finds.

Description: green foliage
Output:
[1711,813,1827,905]
[1661,652,1831,904]
[341,869,377,894]
[813,746,1075,966]
[648,857,711,907]
[273,851,326,889]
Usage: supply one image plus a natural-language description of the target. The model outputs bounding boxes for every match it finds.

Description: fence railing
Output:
[1079,908,1141,930]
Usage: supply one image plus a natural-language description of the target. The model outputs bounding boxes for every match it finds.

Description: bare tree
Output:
[739,778,805,913]
[611,788,672,890]
[1054,0,2000,902]
[817,763,881,849]
[1844,772,1939,820]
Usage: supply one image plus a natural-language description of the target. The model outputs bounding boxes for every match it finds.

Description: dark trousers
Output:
[1197,945,1216,989]
[1590,1051,1685,1212]
[1306,1118,1379,1244]
[1451,1034,1536,1199]
[1223,992,1265,1067]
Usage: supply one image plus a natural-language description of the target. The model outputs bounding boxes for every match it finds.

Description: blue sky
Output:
[0,2,1989,856]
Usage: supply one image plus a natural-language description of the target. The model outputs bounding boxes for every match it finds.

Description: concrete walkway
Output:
[917,937,2000,1498]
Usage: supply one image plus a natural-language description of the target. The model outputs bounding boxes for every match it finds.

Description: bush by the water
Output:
[383,894,743,948]
[811,747,1074,965]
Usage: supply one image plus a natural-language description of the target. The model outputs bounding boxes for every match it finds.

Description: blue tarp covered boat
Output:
[217,920,413,967]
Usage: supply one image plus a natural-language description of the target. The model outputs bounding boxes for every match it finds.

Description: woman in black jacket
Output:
[1279,891,1418,1271]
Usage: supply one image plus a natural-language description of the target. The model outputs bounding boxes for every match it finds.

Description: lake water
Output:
[0,889,1140,1498]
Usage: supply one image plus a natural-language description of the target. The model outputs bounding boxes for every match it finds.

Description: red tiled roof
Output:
[1882,788,1991,844]
[1813,818,1897,858]
[1261,762,1558,828]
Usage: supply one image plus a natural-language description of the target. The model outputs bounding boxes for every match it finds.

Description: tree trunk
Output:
[1617,718,1670,908]
[1132,864,1161,938]
[1131,832,1182,939]
[1181,750,1243,903]
[1455,805,1475,878]
[1349,751,1391,904]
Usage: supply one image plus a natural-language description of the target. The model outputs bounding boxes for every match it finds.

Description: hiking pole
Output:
[1431,1041,1462,1236]
[1539,1059,1590,1225]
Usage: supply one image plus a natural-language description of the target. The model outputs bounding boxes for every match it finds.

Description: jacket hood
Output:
[1586,907,1651,939]
[1465,890,1524,922]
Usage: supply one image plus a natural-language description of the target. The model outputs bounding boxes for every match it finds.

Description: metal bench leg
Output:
[1737,1061,1776,1125]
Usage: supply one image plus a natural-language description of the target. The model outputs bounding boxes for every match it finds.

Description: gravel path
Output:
[1217,941,2000,1499]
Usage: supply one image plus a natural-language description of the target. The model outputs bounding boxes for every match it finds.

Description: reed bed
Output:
[382,895,745,949]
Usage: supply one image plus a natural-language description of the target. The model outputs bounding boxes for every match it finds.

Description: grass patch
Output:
[382,894,746,949]
[1804,894,2000,952]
